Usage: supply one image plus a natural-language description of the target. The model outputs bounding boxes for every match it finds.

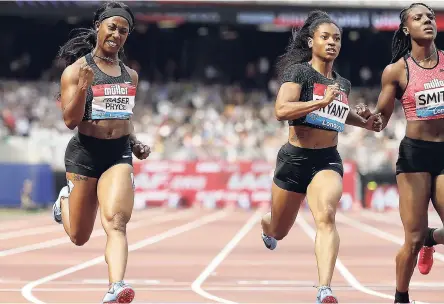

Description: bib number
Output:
[91,84,136,119]
[306,83,350,132]
[415,87,444,118]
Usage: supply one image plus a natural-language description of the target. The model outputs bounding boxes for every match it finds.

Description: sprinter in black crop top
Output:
[281,62,352,131]
[81,52,135,121]
[50,2,150,303]
[259,10,382,304]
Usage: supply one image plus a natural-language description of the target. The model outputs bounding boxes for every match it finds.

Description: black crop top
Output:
[281,62,352,132]
[82,53,136,121]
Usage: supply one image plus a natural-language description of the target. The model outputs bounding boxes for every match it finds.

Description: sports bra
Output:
[281,62,351,132]
[399,50,444,121]
[82,53,136,121]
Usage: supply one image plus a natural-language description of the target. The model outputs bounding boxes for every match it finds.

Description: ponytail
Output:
[57,28,97,67]
[275,10,342,83]
[56,1,135,101]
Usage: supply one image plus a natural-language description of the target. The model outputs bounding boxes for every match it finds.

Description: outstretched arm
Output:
[345,110,373,128]
[356,63,400,131]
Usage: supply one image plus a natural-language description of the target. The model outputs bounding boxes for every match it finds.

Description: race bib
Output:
[91,83,136,119]
[415,85,444,118]
[305,83,350,132]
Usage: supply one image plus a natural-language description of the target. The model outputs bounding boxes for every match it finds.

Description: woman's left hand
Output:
[132,141,151,160]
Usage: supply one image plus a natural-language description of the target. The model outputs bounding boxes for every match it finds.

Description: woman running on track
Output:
[260,10,382,303]
[355,3,444,303]
[52,2,150,303]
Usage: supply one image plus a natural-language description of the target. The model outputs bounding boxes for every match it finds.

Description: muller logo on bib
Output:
[305,83,350,132]
[424,78,444,90]
[104,84,128,96]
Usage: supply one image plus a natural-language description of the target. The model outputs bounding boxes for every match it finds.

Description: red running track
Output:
[0,207,443,303]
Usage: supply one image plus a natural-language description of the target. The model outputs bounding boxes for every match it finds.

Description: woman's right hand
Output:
[320,83,340,107]
[78,63,94,88]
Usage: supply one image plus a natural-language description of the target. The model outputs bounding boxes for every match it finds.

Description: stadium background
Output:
[3,1,444,304]
[1,0,444,212]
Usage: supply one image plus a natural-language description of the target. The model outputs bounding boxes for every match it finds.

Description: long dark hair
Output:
[57,1,135,67]
[275,10,342,83]
[390,3,435,63]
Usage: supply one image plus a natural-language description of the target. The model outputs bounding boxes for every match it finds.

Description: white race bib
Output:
[415,86,444,118]
[91,83,136,119]
[305,83,350,132]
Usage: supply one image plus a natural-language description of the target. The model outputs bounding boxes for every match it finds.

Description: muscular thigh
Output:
[66,173,99,234]
[396,173,431,234]
[306,170,342,224]
[97,164,135,227]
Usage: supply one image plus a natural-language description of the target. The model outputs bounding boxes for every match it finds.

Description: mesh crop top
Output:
[82,53,136,121]
[281,62,351,132]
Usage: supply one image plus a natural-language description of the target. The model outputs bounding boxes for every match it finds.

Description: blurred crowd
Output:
[1,14,414,175]
[0,76,406,175]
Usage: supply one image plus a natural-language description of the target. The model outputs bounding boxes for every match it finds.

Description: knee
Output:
[104,212,130,234]
[314,204,336,230]
[70,234,90,246]
[405,233,425,256]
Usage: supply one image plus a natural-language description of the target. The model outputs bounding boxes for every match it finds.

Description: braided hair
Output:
[391,3,435,63]
[56,1,135,102]
[275,10,342,83]
[57,1,135,67]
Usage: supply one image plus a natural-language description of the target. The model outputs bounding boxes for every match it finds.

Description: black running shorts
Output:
[396,136,444,176]
[273,142,343,194]
[65,132,133,178]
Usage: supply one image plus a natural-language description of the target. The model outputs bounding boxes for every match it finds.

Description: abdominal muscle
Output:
[288,125,339,149]
[77,120,131,139]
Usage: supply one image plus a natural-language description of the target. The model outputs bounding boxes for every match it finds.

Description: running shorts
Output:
[396,136,444,176]
[65,132,133,178]
[273,142,344,194]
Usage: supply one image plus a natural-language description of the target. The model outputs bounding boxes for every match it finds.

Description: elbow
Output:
[275,114,284,121]
[64,120,77,130]
[63,115,79,130]
[62,107,84,130]
[275,108,286,121]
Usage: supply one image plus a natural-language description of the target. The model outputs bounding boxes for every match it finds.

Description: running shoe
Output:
[316,286,338,303]
[261,231,277,250]
[418,246,435,275]
[102,281,135,303]
[52,186,69,224]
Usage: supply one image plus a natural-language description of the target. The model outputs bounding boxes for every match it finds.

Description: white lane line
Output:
[297,214,397,302]
[0,209,193,258]
[21,210,228,304]
[191,208,264,304]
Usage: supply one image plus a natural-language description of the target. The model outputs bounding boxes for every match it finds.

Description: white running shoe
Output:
[52,186,69,224]
[261,232,277,250]
[102,281,135,303]
[316,286,338,303]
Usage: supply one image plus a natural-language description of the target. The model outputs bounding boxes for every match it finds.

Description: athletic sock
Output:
[394,289,409,303]
[424,228,438,247]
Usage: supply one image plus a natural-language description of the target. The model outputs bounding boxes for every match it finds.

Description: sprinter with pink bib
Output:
[355,3,444,303]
